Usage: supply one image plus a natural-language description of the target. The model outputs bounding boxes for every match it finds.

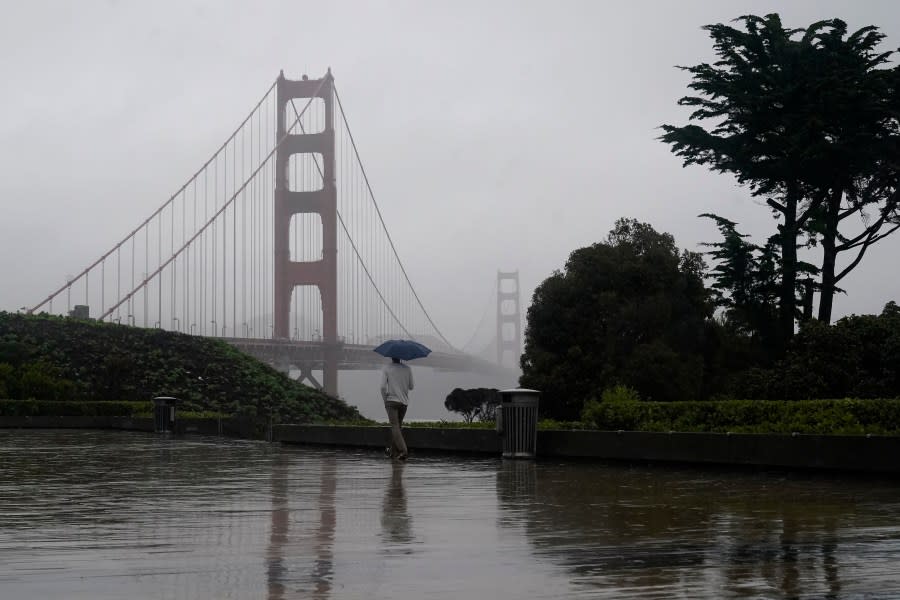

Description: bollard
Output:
[152,396,179,433]
[498,388,540,459]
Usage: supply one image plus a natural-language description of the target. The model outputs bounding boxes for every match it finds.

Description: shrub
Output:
[579,398,900,435]
[600,384,641,404]
[0,400,151,417]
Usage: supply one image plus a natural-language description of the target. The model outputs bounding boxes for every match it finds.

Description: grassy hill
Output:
[0,312,362,423]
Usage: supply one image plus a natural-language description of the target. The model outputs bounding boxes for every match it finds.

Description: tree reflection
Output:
[495,461,878,596]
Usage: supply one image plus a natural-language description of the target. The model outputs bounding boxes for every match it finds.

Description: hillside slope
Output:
[0,313,362,423]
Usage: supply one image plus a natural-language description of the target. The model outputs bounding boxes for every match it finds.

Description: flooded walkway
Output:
[2,430,900,598]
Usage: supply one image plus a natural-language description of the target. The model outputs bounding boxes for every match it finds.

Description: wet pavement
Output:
[2,430,900,599]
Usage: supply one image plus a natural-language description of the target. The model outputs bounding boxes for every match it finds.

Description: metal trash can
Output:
[497,388,540,459]
[152,396,179,433]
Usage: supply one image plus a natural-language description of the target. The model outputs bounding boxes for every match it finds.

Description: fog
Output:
[2,1,899,419]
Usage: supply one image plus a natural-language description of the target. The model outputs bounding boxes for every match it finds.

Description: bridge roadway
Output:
[224,337,513,381]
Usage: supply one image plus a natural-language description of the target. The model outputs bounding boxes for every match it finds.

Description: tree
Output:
[701,213,818,349]
[735,301,900,399]
[661,14,900,341]
[444,388,500,423]
[519,219,713,420]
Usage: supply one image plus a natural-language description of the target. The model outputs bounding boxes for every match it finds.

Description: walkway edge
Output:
[275,425,900,473]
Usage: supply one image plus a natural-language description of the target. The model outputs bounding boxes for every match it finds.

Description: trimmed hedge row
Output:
[0,399,150,417]
[581,398,900,435]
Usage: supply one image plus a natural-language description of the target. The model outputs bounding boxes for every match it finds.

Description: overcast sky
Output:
[2,0,899,349]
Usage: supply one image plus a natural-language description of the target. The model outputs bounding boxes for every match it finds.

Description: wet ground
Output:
[2,430,900,599]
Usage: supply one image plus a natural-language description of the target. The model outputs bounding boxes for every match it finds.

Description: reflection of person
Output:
[380,357,414,460]
[380,461,414,547]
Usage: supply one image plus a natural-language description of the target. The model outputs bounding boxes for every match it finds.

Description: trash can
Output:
[497,388,540,459]
[152,396,179,433]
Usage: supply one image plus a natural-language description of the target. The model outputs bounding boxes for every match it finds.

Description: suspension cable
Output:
[99,80,326,321]
[333,84,458,351]
[29,78,279,314]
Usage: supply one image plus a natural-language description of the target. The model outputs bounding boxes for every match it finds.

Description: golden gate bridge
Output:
[27,70,520,396]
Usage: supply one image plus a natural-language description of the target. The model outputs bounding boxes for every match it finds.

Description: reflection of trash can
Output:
[152,396,179,433]
[497,388,540,459]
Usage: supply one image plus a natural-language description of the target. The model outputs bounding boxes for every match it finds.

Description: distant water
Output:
[319,367,519,421]
[3,430,900,599]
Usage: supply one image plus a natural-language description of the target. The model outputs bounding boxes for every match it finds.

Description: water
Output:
[2,430,900,599]
[333,368,519,421]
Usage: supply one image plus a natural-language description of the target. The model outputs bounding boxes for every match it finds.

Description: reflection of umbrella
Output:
[373,339,432,361]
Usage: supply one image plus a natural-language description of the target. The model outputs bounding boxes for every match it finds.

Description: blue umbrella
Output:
[373,339,432,361]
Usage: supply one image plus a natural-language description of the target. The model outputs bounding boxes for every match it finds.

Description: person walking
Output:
[381,357,414,460]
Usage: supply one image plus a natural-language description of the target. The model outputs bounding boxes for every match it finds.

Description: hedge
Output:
[581,398,900,435]
[0,399,151,417]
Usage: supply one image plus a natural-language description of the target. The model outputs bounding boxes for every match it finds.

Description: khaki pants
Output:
[384,400,408,457]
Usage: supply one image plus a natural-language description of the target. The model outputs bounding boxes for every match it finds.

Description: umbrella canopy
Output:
[373,339,432,361]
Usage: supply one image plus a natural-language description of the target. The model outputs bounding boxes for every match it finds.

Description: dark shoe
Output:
[384,446,393,458]
[397,453,408,461]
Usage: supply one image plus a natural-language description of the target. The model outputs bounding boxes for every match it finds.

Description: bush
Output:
[0,400,151,417]
[0,312,362,423]
[600,384,641,404]
[580,398,900,435]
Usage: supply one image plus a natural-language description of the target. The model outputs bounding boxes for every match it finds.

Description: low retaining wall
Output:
[274,424,500,454]
[275,425,900,473]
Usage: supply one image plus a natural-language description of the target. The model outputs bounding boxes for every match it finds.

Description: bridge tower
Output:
[274,70,339,395]
[496,270,521,367]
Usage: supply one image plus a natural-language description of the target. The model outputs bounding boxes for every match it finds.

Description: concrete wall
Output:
[274,424,500,454]
[275,425,900,474]
[5,419,898,473]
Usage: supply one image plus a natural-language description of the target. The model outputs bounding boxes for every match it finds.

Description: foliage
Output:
[581,397,900,436]
[733,302,900,399]
[662,13,900,342]
[599,384,641,404]
[520,218,713,420]
[443,387,500,423]
[701,214,818,343]
[0,399,150,417]
[0,312,362,423]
